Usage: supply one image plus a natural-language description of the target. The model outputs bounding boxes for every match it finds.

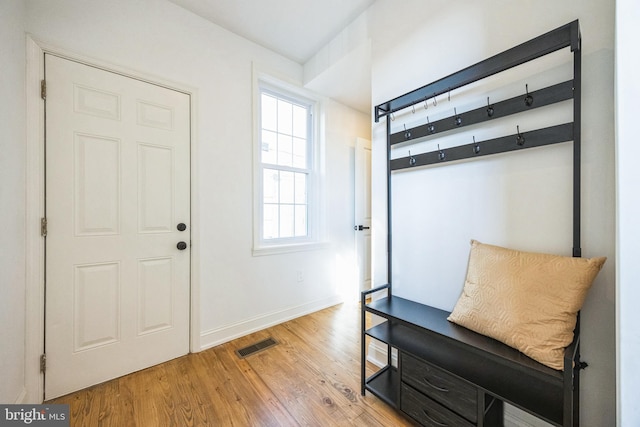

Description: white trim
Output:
[252,241,330,257]
[366,341,389,368]
[365,341,399,368]
[199,296,343,350]
[504,404,554,427]
[30,37,193,96]
[24,35,201,402]
[504,410,535,427]
[24,35,46,404]
[14,388,28,405]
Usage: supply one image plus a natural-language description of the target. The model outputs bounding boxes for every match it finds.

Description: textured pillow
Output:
[447,240,606,370]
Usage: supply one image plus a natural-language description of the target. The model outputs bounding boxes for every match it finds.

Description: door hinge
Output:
[41,217,48,237]
[41,80,46,100]
[40,354,46,373]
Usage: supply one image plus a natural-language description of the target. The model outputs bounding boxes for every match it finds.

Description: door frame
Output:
[24,35,201,403]
[354,137,372,296]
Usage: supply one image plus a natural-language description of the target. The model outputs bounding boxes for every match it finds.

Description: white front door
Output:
[44,54,191,399]
[355,138,372,294]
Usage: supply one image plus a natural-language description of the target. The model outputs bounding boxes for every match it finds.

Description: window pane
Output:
[258,86,314,243]
[277,99,293,135]
[292,105,307,138]
[261,94,277,131]
[295,205,307,237]
[279,171,294,204]
[261,130,277,164]
[292,137,307,168]
[277,134,293,166]
[263,169,279,204]
[263,204,279,239]
[279,205,294,238]
[294,173,307,204]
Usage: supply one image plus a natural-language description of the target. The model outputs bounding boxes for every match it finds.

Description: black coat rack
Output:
[366,20,583,427]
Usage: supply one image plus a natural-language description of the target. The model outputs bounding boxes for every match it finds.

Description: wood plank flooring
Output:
[48,303,416,426]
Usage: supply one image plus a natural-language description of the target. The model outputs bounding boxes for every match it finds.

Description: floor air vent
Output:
[235,337,278,358]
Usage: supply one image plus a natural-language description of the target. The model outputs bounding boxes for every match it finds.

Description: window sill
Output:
[252,241,330,257]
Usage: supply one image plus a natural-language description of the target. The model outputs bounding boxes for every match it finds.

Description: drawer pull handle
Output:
[424,378,449,393]
[422,409,448,427]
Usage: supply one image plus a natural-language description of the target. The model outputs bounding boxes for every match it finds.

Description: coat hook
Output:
[486,97,494,117]
[404,124,411,139]
[473,136,480,154]
[454,108,462,126]
[412,104,416,114]
[432,93,438,107]
[409,150,416,166]
[424,97,429,110]
[438,144,446,161]
[426,116,435,134]
[516,125,526,146]
[448,88,451,102]
[390,112,395,121]
[525,84,534,107]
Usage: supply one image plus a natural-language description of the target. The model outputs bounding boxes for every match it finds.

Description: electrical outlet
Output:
[296,270,304,283]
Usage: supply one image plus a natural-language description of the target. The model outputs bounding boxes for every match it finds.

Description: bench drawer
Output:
[401,383,475,427]
[401,353,477,423]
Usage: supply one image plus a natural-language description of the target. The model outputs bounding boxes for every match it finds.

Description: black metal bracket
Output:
[390,80,574,146]
[391,123,573,171]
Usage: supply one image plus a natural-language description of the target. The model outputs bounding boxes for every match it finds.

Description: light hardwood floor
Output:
[48,303,416,426]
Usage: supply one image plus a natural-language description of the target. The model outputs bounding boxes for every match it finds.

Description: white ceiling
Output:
[168,0,376,64]
[168,0,375,113]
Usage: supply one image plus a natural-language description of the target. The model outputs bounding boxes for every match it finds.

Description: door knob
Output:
[177,223,187,231]
[177,241,188,250]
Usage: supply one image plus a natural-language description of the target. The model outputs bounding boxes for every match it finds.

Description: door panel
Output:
[137,257,174,335]
[138,143,174,232]
[75,133,121,235]
[45,54,191,399]
[73,262,121,351]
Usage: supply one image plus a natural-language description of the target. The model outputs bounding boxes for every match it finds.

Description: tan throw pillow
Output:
[447,240,606,370]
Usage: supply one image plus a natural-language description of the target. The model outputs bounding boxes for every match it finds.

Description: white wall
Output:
[23,0,369,364]
[368,0,615,425]
[616,0,640,425]
[0,0,27,404]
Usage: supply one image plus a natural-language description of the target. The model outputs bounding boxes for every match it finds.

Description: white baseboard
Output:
[199,295,343,351]
[14,388,28,404]
[366,340,397,368]
[504,404,554,427]
[366,340,387,368]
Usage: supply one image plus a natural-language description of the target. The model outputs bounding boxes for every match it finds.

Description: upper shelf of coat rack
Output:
[374,20,580,123]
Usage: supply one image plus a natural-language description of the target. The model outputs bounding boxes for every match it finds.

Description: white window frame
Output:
[252,72,325,256]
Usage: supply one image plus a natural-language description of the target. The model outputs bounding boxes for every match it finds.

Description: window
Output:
[254,79,321,253]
